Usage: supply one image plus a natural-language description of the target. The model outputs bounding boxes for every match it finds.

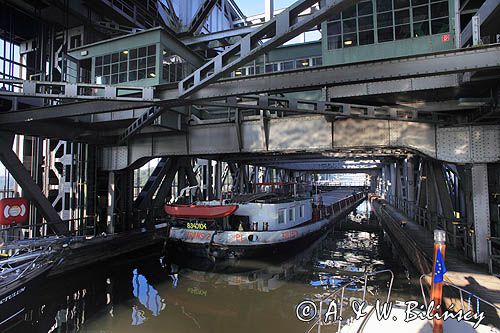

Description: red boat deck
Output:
[164,204,239,219]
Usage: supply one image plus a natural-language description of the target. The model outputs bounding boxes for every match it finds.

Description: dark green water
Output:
[2,201,422,333]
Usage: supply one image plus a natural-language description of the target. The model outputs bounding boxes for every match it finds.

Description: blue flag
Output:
[433,247,447,283]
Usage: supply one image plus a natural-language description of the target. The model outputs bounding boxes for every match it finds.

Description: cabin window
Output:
[299,205,305,218]
[94,44,156,85]
[288,208,295,222]
[278,209,286,224]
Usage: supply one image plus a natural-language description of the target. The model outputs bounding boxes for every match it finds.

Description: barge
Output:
[166,184,366,259]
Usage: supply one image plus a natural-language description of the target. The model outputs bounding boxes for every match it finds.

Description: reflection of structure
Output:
[132,268,166,320]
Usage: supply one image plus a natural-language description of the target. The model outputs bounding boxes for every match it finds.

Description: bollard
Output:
[431,229,447,333]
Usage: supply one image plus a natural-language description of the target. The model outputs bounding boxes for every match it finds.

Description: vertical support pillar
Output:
[214,161,222,199]
[406,157,416,219]
[472,15,480,46]
[177,167,186,195]
[389,162,397,203]
[471,164,490,264]
[107,171,116,234]
[265,0,274,21]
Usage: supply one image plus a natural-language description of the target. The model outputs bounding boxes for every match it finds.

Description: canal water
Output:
[4,201,423,333]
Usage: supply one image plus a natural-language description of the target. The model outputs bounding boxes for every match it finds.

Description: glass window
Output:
[413,6,429,21]
[129,71,137,81]
[265,63,278,72]
[343,33,357,47]
[95,56,102,66]
[431,17,449,33]
[343,6,357,18]
[412,0,428,5]
[299,205,305,218]
[327,21,341,35]
[395,24,411,39]
[278,209,285,224]
[138,69,146,80]
[120,51,128,61]
[328,35,342,49]
[281,61,294,70]
[111,53,119,63]
[358,16,374,30]
[413,21,430,36]
[312,57,322,66]
[431,1,448,18]
[395,9,410,24]
[343,19,357,33]
[296,59,310,68]
[139,47,147,57]
[358,1,373,15]
[377,0,393,12]
[394,0,410,8]
[288,208,294,222]
[138,58,146,69]
[377,12,394,27]
[378,27,394,42]
[359,30,375,45]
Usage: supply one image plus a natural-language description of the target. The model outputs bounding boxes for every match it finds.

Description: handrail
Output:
[419,274,500,314]
[306,269,394,333]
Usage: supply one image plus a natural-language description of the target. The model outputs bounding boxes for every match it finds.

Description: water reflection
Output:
[2,201,420,333]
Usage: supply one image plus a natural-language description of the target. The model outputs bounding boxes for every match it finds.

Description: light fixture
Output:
[235,70,242,75]
[149,72,156,77]
[301,60,309,66]
[344,40,353,46]
[122,50,129,55]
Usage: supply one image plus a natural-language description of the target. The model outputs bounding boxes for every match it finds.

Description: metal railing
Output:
[419,274,500,316]
[386,194,471,258]
[306,269,394,333]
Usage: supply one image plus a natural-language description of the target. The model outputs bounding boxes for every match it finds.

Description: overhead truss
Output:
[178,0,360,97]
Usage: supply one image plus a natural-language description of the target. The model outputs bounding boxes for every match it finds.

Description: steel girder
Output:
[161,44,500,100]
[0,79,155,102]
[0,132,69,235]
[182,0,220,36]
[180,25,258,45]
[460,0,500,47]
[101,116,500,170]
[0,100,155,124]
[178,0,361,97]
[193,95,452,123]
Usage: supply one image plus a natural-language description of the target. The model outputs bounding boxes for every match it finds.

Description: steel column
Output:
[471,164,491,264]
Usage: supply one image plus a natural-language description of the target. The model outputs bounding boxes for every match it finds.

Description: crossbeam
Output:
[183,0,219,36]
[178,0,359,98]
[0,79,155,102]
[0,100,155,124]
[161,44,500,100]
[194,95,451,123]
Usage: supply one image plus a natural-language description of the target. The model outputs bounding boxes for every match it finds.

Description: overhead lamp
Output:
[235,70,242,75]
[301,60,309,66]
[344,40,353,46]
[149,72,156,77]
[122,50,129,55]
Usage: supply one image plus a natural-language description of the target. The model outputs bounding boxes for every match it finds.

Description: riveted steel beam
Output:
[164,45,500,100]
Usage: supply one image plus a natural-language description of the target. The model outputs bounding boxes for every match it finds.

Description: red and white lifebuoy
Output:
[0,198,29,225]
